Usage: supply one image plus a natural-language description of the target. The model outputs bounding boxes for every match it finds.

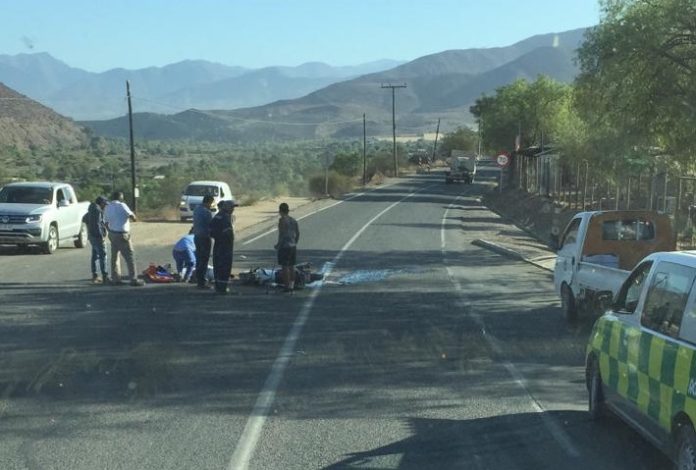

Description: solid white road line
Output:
[228,184,433,470]
[440,193,581,459]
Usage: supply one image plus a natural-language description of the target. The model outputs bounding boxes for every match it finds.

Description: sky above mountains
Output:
[3,0,599,72]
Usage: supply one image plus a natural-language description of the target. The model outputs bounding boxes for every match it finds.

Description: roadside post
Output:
[496,151,511,193]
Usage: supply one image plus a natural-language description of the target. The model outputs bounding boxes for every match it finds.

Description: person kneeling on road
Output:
[275,202,300,293]
[210,200,237,294]
[172,232,196,283]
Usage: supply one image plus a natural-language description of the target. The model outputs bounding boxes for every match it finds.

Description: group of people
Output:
[86,192,301,294]
[86,191,143,286]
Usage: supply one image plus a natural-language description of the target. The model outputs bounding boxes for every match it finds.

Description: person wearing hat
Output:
[86,195,109,283]
[209,199,237,294]
[274,202,300,292]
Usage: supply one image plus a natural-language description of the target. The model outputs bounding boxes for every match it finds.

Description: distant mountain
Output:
[82,27,589,142]
[0,53,405,120]
[0,82,87,149]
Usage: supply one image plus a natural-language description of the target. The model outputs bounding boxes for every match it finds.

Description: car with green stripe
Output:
[586,251,696,468]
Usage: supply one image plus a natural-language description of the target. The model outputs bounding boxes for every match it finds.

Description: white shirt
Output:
[104,200,134,233]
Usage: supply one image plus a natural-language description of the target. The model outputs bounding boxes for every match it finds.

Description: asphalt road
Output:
[0,173,672,469]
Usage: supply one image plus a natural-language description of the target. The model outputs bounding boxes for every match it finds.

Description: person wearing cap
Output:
[209,200,237,294]
[274,202,300,292]
[86,195,109,283]
[103,191,143,286]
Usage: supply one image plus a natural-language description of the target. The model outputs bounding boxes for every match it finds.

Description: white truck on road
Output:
[553,210,674,321]
[0,182,90,254]
[445,151,477,184]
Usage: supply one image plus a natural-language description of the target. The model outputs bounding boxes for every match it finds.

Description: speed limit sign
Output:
[496,152,510,167]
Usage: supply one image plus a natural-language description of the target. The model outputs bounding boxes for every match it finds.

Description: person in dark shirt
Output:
[192,195,214,288]
[275,202,300,292]
[210,200,237,294]
[86,195,108,283]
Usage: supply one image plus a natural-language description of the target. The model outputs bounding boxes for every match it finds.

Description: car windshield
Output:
[0,186,52,204]
[4,1,693,468]
[184,185,219,197]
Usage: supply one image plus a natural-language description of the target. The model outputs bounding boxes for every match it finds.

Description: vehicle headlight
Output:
[179,201,187,207]
[25,214,42,223]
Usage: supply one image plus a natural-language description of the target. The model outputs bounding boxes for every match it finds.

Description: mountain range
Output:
[0,53,404,120]
[82,27,587,142]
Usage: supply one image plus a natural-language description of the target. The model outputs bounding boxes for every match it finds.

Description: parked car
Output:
[585,251,696,468]
[553,210,674,321]
[0,182,90,254]
[178,181,233,221]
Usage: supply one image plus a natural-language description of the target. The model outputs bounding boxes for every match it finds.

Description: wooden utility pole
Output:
[126,81,137,212]
[362,113,367,186]
[432,118,441,162]
[381,83,407,177]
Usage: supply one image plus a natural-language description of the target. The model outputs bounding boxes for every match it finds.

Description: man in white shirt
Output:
[103,191,142,286]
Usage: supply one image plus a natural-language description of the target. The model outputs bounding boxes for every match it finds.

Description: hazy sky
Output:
[2,0,600,71]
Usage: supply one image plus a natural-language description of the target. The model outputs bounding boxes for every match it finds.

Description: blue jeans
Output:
[89,236,107,277]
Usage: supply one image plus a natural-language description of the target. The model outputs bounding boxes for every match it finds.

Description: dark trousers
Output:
[194,235,211,287]
[213,242,233,292]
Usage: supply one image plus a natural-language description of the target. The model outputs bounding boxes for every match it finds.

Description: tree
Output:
[439,127,478,157]
[575,0,696,165]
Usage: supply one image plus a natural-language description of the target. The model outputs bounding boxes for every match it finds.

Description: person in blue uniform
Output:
[172,233,196,282]
[209,200,237,294]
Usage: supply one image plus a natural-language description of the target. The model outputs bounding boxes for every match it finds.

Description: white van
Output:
[179,180,233,221]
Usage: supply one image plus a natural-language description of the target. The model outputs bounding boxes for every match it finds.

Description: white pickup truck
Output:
[553,210,674,321]
[0,182,90,254]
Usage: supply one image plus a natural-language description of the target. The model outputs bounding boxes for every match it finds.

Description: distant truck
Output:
[179,180,233,221]
[553,210,674,321]
[0,182,90,254]
[445,151,477,184]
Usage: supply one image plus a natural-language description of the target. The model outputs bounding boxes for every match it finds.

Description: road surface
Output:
[0,173,671,469]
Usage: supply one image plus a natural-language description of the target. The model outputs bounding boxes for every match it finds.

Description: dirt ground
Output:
[132,196,314,248]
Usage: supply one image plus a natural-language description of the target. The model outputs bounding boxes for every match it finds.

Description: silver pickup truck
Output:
[0,182,90,254]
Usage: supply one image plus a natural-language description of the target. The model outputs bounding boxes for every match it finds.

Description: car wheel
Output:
[74,222,88,248]
[42,225,58,254]
[676,424,696,470]
[561,284,578,322]
[588,359,605,421]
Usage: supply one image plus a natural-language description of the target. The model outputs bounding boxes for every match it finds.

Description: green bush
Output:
[308,171,354,198]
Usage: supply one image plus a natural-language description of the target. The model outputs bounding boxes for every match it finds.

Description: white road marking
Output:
[228,184,433,470]
[241,180,403,246]
[440,193,581,459]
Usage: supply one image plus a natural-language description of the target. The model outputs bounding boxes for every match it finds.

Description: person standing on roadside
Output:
[275,202,300,293]
[103,191,143,286]
[192,194,214,288]
[209,200,236,294]
[86,195,109,284]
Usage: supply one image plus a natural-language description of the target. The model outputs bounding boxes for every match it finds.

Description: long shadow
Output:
[322,412,670,470]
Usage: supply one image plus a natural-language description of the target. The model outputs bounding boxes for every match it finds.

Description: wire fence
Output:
[507,153,696,249]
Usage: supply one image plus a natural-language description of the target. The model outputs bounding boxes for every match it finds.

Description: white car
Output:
[178,180,233,221]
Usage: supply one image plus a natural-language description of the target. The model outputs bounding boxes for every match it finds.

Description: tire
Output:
[74,222,88,248]
[561,284,578,322]
[676,424,696,470]
[588,359,605,421]
[42,225,58,254]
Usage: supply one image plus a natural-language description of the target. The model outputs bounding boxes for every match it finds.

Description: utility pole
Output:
[432,118,441,162]
[381,83,407,177]
[126,80,137,213]
[363,113,367,186]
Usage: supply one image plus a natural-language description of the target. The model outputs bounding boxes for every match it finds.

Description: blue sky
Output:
[2,0,600,71]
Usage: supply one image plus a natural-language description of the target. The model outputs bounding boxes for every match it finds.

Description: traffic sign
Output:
[496,152,510,168]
